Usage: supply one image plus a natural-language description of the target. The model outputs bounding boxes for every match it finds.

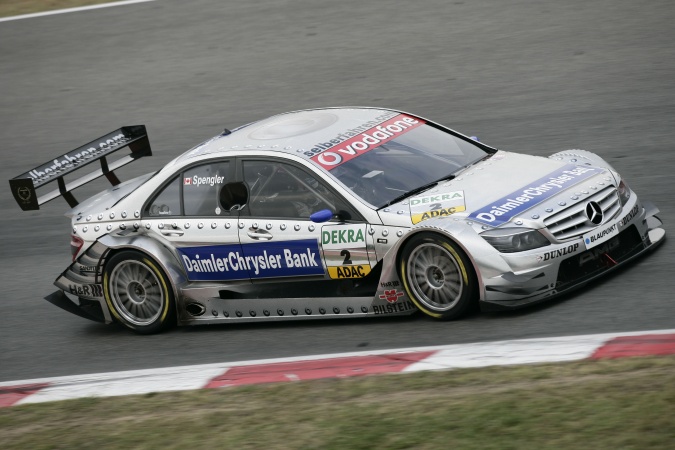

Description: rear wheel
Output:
[400,233,477,320]
[104,250,176,334]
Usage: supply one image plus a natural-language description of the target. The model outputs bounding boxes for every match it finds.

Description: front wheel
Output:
[399,233,477,320]
[104,250,176,334]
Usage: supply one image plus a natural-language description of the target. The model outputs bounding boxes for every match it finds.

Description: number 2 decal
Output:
[429,203,441,210]
[341,249,352,265]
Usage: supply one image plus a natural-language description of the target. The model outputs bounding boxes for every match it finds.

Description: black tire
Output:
[104,250,176,334]
[399,232,477,320]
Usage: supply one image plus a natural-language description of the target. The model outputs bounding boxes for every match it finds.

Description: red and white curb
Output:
[2,329,674,408]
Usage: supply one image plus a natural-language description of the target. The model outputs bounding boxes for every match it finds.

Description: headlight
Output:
[617,179,631,206]
[481,228,551,253]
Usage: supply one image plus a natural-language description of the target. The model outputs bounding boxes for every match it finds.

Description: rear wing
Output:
[9,125,151,211]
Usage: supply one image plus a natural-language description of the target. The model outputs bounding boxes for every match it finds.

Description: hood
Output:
[380,151,611,228]
[65,173,154,219]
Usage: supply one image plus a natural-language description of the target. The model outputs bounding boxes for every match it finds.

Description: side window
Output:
[242,160,337,219]
[183,161,231,216]
[147,176,181,217]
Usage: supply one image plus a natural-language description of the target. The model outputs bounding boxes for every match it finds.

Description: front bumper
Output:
[480,201,665,311]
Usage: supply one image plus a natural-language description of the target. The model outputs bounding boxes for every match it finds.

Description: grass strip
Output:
[1,355,674,449]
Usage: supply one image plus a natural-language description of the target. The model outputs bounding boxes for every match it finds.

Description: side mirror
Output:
[309,209,334,223]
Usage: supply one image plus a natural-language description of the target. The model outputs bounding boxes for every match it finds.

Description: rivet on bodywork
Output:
[224,222,230,229]
[397,230,403,237]
[277,309,284,316]
[94,225,100,231]
[119,223,126,230]
[515,220,523,225]
[134,211,140,218]
[280,224,287,230]
[252,222,258,229]
[133,222,139,230]
[361,306,368,313]
[368,228,375,235]
[591,186,598,190]
[558,201,566,206]
[582,190,589,194]
[333,307,340,314]
[347,307,354,313]
[86,215,92,221]
[294,224,301,231]
[172,222,178,229]
[384,208,391,212]
[83,226,88,232]
[532,214,540,219]
[185,223,191,229]
[212,310,218,317]
[223,311,229,317]
[571,158,577,162]
[236,310,242,317]
[466,221,473,225]
[250,310,257,317]
[198,222,204,229]
[109,212,115,219]
[397,210,404,214]
[73,226,77,233]
[145,223,151,229]
[266,223,272,230]
[319,307,326,315]
[382,229,389,236]
[98,214,103,220]
[263,309,270,316]
[481,225,489,230]
[546,208,553,213]
[308,224,315,232]
[291,308,298,315]
[158,223,164,229]
[305,308,312,315]
[598,181,605,186]
[211,222,217,229]
[106,225,112,231]
[238,222,245,229]
[121,211,127,218]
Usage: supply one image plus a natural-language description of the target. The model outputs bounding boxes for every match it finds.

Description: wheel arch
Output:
[97,233,187,306]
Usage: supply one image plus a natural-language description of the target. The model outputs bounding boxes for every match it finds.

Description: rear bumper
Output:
[45,290,107,323]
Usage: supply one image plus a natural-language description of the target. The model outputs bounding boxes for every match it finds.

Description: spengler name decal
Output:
[308,114,425,170]
[469,165,600,226]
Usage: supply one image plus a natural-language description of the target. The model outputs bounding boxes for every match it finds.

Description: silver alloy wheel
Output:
[109,260,164,326]
[406,242,463,312]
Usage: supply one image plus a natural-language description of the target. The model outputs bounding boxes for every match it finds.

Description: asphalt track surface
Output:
[0,0,673,382]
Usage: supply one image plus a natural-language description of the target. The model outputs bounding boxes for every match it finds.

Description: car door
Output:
[236,157,376,297]
[143,159,249,283]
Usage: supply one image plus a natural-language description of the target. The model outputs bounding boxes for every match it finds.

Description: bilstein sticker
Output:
[410,190,465,224]
[469,165,600,226]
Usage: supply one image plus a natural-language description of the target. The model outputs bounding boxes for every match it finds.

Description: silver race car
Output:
[9,107,666,333]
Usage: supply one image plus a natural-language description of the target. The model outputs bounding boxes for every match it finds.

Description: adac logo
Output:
[17,187,31,202]
[379,289,404,303]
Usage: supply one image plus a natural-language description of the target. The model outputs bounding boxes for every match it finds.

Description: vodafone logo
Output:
[311,115,424,170]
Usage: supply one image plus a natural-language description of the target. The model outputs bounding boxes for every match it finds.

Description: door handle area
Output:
[247,228,273,240]
[161,230,184,236]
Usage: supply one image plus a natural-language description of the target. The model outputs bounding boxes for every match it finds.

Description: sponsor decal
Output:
[78,265,97,273]
[28,133,129,182]
[308,114,425,170]
[178,239,324,281]
[379,280,400,289]
[583,222,619,249]
[410,191,465,224]
[619,204,639,228]
[579,238,620,267]
[321,224,371,279]
[536,243,580,262]
[185,174,224,187]
[379,289,404,303]
[17,187,31,201]
[69,284,103,298]
[373,300,416,315]
[469,165,600,226]
[327,264,371,279]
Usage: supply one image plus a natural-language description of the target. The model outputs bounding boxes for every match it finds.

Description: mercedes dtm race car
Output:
[10,107,666,334]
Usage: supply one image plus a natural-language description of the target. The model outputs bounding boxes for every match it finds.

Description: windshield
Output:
[324,123,489,208]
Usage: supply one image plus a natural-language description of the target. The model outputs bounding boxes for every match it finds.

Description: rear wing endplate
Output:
[9,125,151,211]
